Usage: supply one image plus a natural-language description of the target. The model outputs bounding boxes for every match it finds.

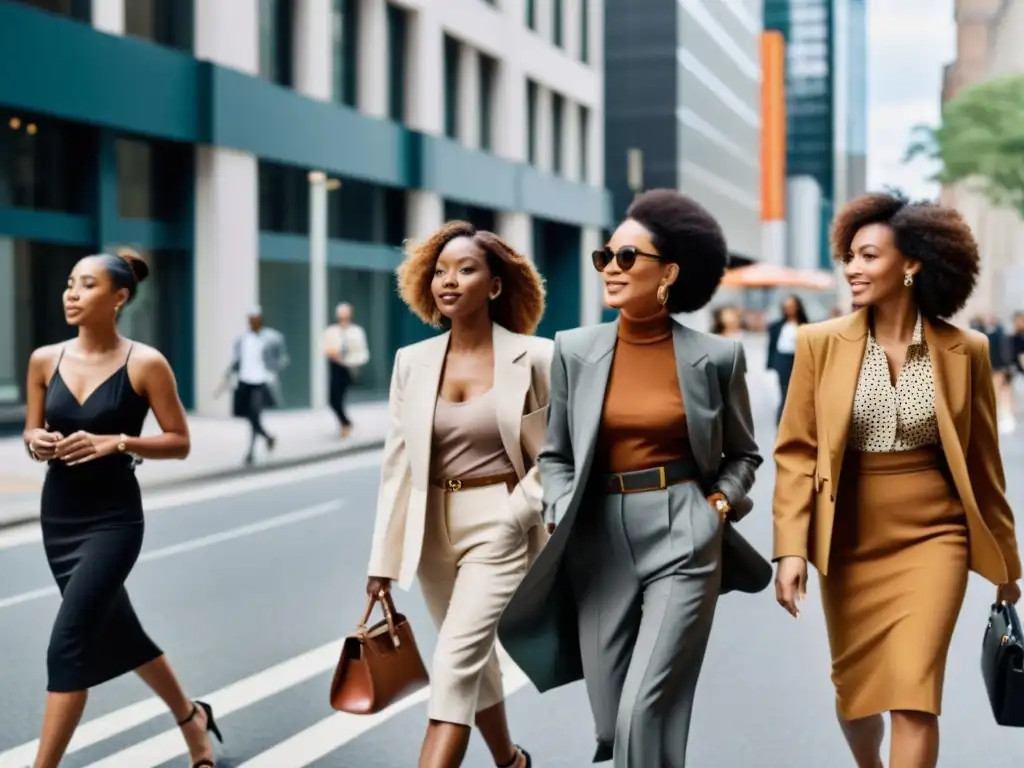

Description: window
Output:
[578,105,589,183]
[444,36,460,140]
[478,54,497,152]
[125,0,193,51]
[552,0,563,48]
[258,161,309,235]
[0,110,94,213]
[332,0,358,106]
[12,0,89,20]
[525,0,535,30]
[526,80,538,165]
[116,137,192,221]
[386,3,408,123]
[551,93,564,175]
[329,180,407,245]
[580,0,589,63]
[444,201,496,232]
[259,0,293,87]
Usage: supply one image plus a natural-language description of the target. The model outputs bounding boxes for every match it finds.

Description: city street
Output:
[1,380,1024,767]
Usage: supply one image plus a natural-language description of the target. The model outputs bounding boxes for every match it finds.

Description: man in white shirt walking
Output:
[220,306,290,465]
[322,302,369,438]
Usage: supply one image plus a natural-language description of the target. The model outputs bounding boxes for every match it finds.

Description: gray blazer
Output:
[498,315,771,693]
[228,327,290,406]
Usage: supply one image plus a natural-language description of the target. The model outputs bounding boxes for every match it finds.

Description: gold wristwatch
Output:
[117,433,128,453]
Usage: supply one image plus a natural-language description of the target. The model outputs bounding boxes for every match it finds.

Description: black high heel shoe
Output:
[497,745,531,768]
[177,700,223,768]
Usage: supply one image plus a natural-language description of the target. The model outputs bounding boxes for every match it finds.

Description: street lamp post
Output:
[308,170,341,410]
[627,148,644,201]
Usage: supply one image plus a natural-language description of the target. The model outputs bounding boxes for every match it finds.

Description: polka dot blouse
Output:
[848,314,940,453]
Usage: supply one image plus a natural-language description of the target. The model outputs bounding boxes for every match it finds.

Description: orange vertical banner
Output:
[761,30,786,222]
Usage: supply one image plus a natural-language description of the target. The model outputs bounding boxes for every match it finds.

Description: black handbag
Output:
[981,602,1024,726]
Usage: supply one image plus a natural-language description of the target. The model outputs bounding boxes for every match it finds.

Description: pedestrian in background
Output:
[322,302,369,438]
[216,306,289,466]
[766,294,809,425]
[502,189,763,767]
[365,221,550,768]
[773,192,1021,768]
[21,248,221,768]
[710,304,744,338]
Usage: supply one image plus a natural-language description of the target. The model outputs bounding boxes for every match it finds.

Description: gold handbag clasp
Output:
[445,478,463,492]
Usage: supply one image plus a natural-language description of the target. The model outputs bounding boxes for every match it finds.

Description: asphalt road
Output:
[1,387,1024,767]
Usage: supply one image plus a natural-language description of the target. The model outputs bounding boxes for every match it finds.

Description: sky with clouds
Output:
[865,0,956,200]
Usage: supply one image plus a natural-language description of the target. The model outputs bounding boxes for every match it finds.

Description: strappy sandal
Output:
[497,745,532,768]
[176,700,223,768]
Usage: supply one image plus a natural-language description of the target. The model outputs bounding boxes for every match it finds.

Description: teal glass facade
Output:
[0,1,609,417]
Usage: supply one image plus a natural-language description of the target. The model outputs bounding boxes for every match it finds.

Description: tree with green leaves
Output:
[905,74,1024,217]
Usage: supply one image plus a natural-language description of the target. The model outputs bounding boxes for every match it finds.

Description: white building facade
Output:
[0,0,609,421]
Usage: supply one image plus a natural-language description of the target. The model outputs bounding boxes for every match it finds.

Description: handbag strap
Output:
[356,590,401,648]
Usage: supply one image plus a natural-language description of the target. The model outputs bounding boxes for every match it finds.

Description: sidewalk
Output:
[0,400,389,529]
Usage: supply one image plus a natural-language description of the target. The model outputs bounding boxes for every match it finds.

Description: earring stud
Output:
[903,273,914,287]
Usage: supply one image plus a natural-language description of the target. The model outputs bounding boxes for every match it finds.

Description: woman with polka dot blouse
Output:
[771,192,1022,768]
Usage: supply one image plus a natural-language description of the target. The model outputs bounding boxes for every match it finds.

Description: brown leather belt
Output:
[431,471,519,493]
[603,458,701,495]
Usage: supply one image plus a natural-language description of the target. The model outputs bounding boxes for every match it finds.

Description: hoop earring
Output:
[656,282,669,306]
[904,273,914,287]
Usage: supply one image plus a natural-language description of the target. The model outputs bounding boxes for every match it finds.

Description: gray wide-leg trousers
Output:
[566,480,723,767]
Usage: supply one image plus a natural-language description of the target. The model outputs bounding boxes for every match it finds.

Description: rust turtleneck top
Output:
[597,309,691,474]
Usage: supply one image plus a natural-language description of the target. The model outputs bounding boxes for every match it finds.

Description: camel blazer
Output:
[772,308,1021,585]
[367,323,554,590]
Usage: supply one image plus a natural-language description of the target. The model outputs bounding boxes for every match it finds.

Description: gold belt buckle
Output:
[445,478,463,492]
[617,466,668,494]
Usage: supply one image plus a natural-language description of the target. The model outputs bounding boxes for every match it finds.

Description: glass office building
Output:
[764,0,867,267]
[0,0,609,423]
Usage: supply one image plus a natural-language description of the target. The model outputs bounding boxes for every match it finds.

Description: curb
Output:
[0,438,386,531]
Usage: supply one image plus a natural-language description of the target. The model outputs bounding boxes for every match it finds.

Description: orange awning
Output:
[721,262,835,290]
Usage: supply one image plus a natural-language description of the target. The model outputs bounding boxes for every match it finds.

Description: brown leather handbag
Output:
[329,590,430,714]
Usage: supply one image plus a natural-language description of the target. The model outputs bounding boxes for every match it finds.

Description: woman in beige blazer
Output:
[773,192,1021,768]
[366,221,551,768]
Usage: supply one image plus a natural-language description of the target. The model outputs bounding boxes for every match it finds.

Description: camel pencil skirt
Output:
[417,481,531,726]
[820,447,969,720]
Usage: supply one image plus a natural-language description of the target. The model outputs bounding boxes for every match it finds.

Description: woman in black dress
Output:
[22,249,221,768]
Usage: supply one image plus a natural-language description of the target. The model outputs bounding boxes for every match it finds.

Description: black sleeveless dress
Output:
[41,345,163,692]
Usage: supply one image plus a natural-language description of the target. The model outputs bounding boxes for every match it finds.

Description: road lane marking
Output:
[238,650,530,768]
[0,638,343,768]
[0,501,342,611]
[81,639,345,768]
[0,449,382,551]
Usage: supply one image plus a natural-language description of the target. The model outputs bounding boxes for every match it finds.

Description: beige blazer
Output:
[367,323,554,590]
[772,308,1021,585]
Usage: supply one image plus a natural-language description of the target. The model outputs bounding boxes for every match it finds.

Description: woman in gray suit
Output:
[499,190,765,766]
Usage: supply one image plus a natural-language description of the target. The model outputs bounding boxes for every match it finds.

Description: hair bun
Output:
[116,247,150,284]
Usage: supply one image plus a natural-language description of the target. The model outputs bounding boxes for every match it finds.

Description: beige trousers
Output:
[418,481,531,726]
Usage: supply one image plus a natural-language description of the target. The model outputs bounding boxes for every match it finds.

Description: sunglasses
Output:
[591,245,664,273]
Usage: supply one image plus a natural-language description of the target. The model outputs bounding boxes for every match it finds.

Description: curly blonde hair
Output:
[396,221,546,335]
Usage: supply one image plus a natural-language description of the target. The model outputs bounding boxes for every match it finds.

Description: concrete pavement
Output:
[1,365,1024,766]
[0,401,389,529]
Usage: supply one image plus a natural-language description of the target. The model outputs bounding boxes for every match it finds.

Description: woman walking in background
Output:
[773,192,1021,768]
[365,222,550,768]
[766,294,809,424]
[711,304,744,338]
[22,248,221,768]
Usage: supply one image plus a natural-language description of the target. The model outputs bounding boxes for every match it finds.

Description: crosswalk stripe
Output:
[0,638,342,768]
[0,501,341,611]
[237,651,530,768]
